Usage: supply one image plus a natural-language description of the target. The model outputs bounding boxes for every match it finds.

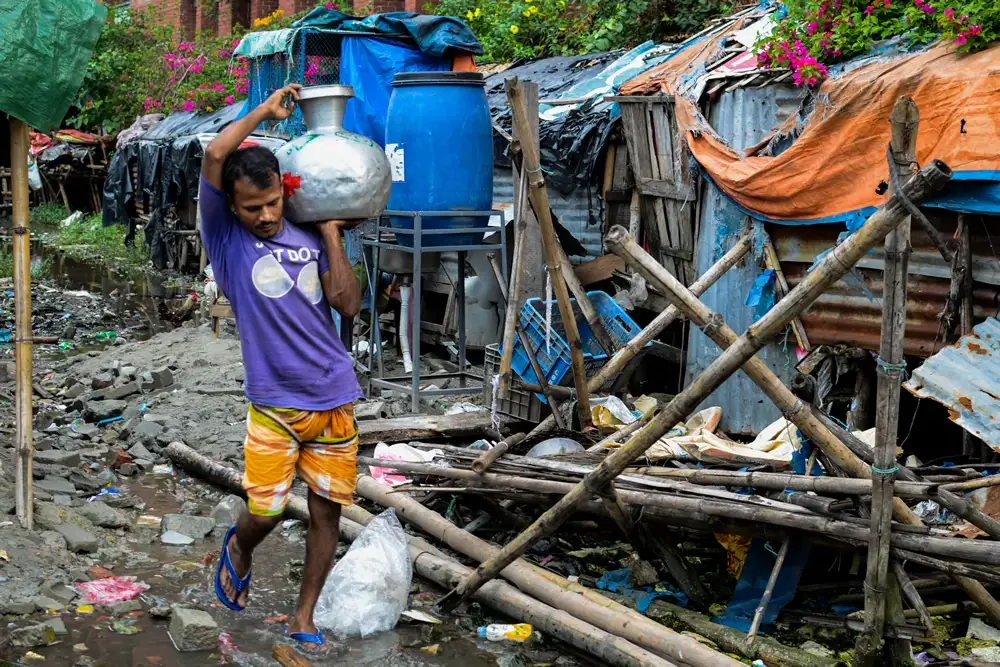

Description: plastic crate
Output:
[483,343,544,422]
[503,290,649,398]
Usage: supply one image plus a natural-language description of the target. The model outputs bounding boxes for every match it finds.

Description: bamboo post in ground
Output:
[498,151,530,398]
[606,227,921,526]
[529,233,753,438]
[747,537,790,643]
[439,159,951,609]
[10,118,33,531]
[856,96,919,667]
[505,77,592,428]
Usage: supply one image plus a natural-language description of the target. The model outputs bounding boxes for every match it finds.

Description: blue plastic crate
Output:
[501,291,650,402]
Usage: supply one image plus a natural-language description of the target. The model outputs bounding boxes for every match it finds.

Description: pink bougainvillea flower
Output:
[954,33,967,45]
[970,24,982,35]
[225,95,236,105]
[943,7,955,18]
[807,21,818,34]
[864,5,874,15]
[183,100,196,112]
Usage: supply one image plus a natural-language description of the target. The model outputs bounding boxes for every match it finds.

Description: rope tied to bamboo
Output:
[872,463,901,475]
[875,355,908,378]
[885,143,952,263]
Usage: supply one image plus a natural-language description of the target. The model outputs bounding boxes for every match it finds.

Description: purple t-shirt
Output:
[198,176,362,411]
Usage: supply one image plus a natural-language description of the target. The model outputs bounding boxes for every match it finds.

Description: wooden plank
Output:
[644,105,675,276]
[358,412,494,446]
[652,102,695,284]
[606,95,676,103]
[574,255,626,286]
[636,177,696,202]
[618,103,669,278]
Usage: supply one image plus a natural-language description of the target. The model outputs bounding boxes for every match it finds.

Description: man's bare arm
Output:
[317,221,362,318]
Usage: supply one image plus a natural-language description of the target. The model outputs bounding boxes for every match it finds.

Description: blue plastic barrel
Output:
[384,72,493,248]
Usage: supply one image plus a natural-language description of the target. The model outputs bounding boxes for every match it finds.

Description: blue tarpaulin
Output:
[293,8,482,57]
[595,567,688,613]
[714,539,810,632]
[339,36,449,145]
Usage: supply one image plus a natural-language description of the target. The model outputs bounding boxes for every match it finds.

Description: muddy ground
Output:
[0,263,585,666]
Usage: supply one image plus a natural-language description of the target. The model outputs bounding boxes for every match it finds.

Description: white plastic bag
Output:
[314,509,412,638]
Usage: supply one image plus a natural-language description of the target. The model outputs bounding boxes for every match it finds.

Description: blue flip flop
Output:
[214,525,252,612]
[285,627,326,651]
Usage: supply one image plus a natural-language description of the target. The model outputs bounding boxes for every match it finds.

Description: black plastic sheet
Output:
[102,103,243,267]
[486,52,620,196]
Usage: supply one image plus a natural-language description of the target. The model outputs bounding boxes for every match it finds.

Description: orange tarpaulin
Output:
[621,33,1000,224]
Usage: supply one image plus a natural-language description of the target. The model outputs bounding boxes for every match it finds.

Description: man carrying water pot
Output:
[199,83,362,654]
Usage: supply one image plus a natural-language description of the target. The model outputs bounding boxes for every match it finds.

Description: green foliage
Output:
[0,248,52,281]
[755,0,999,88]
[431,0,655,60]
[54,215,149,268]
[67,4,320,134]
[30,204,68,228]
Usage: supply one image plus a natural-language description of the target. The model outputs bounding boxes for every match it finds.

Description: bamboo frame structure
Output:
[10,118,33,530]
[505,78,592,427]
[857,97,919,666]
[438,159,952,609]
[529,233,754,437]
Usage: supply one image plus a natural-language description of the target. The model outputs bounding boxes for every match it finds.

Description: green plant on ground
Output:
[54,215,149,268]
[755,0,999,88]
[0,248,52,281]
[30,204,68,228]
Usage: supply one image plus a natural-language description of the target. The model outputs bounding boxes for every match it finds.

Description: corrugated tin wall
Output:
[685,85,807,436]
[494,167,605,259]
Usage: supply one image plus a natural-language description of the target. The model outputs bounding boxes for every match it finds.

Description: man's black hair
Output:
[221,146,280,198]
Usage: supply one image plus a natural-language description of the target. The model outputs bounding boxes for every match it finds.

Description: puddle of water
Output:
[25,474,545,667]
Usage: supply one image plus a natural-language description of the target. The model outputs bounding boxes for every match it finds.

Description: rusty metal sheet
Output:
[904,317,1000,449]
[783,265,998,358]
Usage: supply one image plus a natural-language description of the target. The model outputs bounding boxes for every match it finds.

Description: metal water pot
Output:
[276,85,391,223]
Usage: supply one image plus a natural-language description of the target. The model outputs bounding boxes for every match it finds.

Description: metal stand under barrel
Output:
[364,210,507,413]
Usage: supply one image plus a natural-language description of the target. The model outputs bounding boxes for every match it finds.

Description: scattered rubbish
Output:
[401,609,442,624]
[94,331,117,342]
[0,549,9,561]
[264,614,289,624]
[161,530,196,546]
[76,605,94,614]
[111,619,142,635]
[477,623,533,642]
[525,437,585,458]
[87,488,120,503]
[370,442,444,487]
[420,643,441,655]
[444,402,488,415]
[151,463,175,475]
[137,515,162,527]
[23,651,45,662]
[315,509,412,638]
[75,577,149,604]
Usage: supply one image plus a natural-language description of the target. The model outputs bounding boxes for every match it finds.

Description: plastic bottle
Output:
[476,623,532,642]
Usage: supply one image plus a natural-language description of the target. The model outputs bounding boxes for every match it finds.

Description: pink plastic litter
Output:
[73,576,149,604]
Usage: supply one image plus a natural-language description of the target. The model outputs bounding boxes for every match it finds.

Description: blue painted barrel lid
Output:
[391,72,485,87]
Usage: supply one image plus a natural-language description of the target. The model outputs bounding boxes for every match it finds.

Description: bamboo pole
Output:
[349,474,739,667]
[440,159,951,608]
[471,433,525,474]
[498,148,530,398]
[624,467,933,499]
[529,233,753,438]
[606,227,921,525]
[857,97,919,667]
[516,323,566,427]
[936,487,1000,539]
[955,576,1000,628]
[360,457,1000,566]
[892,561,934,632]
[10,118,33,531]
[505,78,592,428]
[557,241,617,356]
[763,236,810,351]
[162,443,681,667]
[747,537,790,643]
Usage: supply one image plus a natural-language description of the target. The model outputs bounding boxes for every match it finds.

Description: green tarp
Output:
[0,0,106,131]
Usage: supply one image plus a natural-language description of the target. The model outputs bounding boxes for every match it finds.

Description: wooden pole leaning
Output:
[437,160,952,610]
[505,77,592,428]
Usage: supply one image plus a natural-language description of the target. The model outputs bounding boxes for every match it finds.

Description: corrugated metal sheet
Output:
[685,84,808,436]
[905,317,1000,449]
[493,166,604,258]
[772,219,1000,358]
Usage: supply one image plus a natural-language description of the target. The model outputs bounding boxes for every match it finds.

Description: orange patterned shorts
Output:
[243,403,358,516]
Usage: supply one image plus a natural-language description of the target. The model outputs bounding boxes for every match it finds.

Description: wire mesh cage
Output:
[245,30,345,137]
